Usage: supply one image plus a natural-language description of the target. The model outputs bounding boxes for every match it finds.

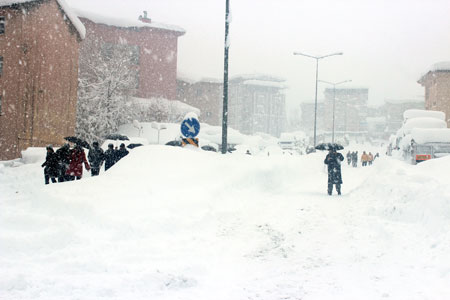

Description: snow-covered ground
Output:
[1,144,449,300]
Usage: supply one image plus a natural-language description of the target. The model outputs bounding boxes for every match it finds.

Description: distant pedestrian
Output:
[104,144,117,171]
[66,145,90,180]
[351,151,358,168]
[361,151,369,167]
[55,143,71,182]
[368,152,374,166]
[116,143,129,162]
[41,146,59,184]
[346,151,351,165]
[324,148,344,195]
[88,141,105,176]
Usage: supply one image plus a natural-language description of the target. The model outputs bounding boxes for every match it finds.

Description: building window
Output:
[0,56,3,76]
[0,17,4,34]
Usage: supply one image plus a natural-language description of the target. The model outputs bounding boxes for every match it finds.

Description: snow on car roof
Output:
[411,128,450,144]
[403,109,445,122]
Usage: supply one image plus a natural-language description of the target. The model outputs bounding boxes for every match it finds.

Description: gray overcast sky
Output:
[67,0,450,109]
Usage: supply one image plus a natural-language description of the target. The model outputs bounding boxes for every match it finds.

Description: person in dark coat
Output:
[346,151,351,165]
[104,143,117,171]
[41,146,59,184]
[66,145,90,180]
[324,148,344,195]
[88,141,105,176]
[55,143,71,182]
[116,143,129,162]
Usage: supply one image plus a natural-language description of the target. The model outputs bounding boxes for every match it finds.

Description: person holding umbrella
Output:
[324,146,344,195]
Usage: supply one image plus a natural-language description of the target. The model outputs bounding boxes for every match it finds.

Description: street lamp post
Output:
[318,79,352,143]
[221,0,231,154]
[293,51,343,147]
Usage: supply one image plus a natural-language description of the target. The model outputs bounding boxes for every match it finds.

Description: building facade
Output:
[176,77,222,126]
[228,75,287,137]
[0,0,84,160]
[418,62,450,126]
[78,10,185,100]
[323,87,369,134]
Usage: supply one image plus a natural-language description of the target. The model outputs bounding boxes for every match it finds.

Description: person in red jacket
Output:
[66,145,90,180]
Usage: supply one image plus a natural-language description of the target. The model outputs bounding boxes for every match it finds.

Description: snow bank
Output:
[1,144,450,299]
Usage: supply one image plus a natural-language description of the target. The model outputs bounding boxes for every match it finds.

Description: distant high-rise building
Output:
[323,87,369,134]
[228,75,287,137]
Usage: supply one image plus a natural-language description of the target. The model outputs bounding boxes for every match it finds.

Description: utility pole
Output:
[221,0,230,154]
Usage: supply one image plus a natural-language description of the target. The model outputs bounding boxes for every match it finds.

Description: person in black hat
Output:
[88,141,105,176]
[324,147,344,195]
[104,143,117,171]
[116,143,129,162]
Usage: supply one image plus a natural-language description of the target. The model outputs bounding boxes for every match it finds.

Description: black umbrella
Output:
[104,134,129,141]
[315,143,344,151]
[64,136,90,149]
[201,145,217,152]
[165,140,182,147]
[127,143,143,149]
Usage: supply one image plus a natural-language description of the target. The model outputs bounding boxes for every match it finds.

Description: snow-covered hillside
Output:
[1,145,449,300]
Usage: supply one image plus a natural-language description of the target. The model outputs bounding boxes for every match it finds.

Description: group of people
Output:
[325,149,381,196]
[41,142,129,184]
[346,151,379,167]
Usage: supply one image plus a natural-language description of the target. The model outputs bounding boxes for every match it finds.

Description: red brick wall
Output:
[80,18,181,100]
[421,71,450,126]
[0,0,80,160]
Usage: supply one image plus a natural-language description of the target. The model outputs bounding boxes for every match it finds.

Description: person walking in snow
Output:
[351,151,358,168]
[115,143,129,162]
[368,152,374,166]
[104,143,117,171]
[361,151,369,167]
[66,145,90,180]
[55,143,71,182]
[41,146,59,184]
[346,151,351,165]
[324,147,344,195]
[88,141,105,176]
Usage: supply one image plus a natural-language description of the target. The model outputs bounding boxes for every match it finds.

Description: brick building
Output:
[176,76,222,126]
[0,0,85,160]
[418,62,450,126]
[228,75,287,137]
[77,10,185,100]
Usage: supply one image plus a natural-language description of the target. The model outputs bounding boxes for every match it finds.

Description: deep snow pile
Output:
[1,146,450,300]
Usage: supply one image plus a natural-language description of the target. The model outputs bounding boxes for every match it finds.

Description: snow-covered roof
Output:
[243,80,287,89]
[132,97,200,117]
[0,0,86,39]
[428,61,450,72]
[403,109,445,122]
[75,9,185,35]
[419,61,450,82]
[230,74,286,83]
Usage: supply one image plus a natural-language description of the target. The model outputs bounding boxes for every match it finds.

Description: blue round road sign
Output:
[181,117,200,138]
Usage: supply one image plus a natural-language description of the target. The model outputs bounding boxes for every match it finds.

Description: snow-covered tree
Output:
[76,38,137,143]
